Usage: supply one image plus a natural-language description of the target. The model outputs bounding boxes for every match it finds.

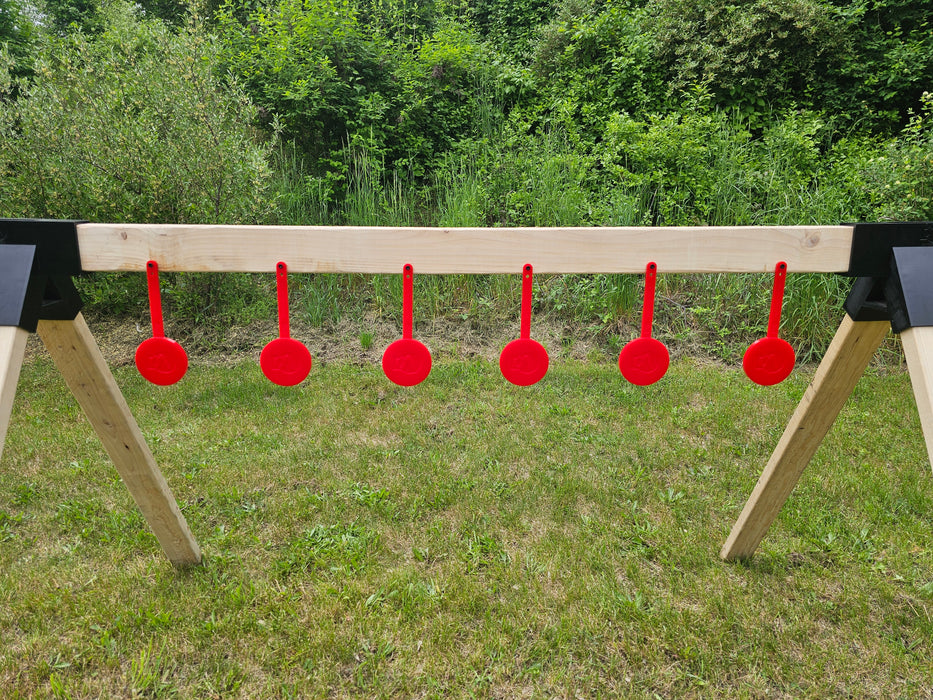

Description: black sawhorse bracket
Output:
[0,218,84,331]
[1,219,84,457]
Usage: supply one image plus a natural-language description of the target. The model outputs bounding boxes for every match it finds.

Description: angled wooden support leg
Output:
[0,326,30,464]
[901,326,933,470]
[38,313,201,566]
[721,315,890,561]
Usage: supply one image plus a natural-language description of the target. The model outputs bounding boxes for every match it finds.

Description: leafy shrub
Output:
[42,0,104,35]
[391,24,502,179]
[469,0,555,58]
[860,93,933,221]
[643,0,933,130]
[597,95,756,225]
[216,0,389,167]
[0,2,273,224]
[0,3,275,326]
[643,0,844,123]
[828,0,933,131]
[218,0,504,186]
[354,0,440,47]
[531,2,666,135]
[0,0,36,70]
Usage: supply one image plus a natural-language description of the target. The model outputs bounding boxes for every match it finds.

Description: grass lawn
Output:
[1,354,932,698]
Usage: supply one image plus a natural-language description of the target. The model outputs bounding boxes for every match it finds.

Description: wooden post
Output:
[0,326,29,464]
[37,314,201,566]
[901,326,933,470]
[721,315,890,561]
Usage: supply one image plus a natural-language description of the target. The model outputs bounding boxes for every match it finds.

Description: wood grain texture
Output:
[38,314,201,566]
[0,326,29,464]
[77,224,854,274]
[901,326,933,470]
[720,315,890,561]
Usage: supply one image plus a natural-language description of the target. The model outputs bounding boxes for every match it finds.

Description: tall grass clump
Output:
[341,146,425,227]
[268,142,335,226]
[434,125,602,228]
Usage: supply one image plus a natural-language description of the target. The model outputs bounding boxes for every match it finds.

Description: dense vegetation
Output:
[1,0,932,359]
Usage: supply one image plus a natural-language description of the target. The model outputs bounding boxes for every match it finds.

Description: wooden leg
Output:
[721,315,890,561]
[38,313,201,567]
[901,326,933,470]
[0,326,30,464]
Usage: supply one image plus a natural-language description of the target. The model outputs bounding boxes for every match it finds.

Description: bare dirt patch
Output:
[24,312,634,369]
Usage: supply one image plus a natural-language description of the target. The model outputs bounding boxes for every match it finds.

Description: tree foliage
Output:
[643,0,933,130]
[216,0,392,164]
[217,0,503,184]
[643,0,845,120]
[41,0,104,34]
[831,0,933,130]
[0,2,273,223]
[0,0,36,74]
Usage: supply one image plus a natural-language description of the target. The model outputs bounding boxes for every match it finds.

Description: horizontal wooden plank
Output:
[77,224,854,274]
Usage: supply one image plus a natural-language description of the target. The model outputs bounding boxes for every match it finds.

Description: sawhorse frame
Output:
[2,220,932,566]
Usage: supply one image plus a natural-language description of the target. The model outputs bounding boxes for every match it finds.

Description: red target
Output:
[619,262,669,386]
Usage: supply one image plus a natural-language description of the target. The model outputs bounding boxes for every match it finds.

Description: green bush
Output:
[469,0,555,58]
[354,0,441,47]
[0,3,276,328]
[829,0,933,132]
[862,93,933,221]
[643,0,844,123]
[643,0,933,130]
[0,0,36,71]
[0,3,273,224]
[216,0,388,168]
[218,0,506,186]
[531,2,667,136]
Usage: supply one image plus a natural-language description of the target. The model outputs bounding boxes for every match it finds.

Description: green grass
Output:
[1,355,932,697]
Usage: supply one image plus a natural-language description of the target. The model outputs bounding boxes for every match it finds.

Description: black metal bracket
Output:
[0,245,43,332]
[843,222,933,332]
[886,247,933,333]
[0,219,85,331]
[846,221,933,278]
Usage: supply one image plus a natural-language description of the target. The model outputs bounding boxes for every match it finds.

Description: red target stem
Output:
[520,264,533,340]
[276,262,291,339]
[145,260,165,338]
[402,263,414,340]
[767,262,788,338]
[640,262,657,338]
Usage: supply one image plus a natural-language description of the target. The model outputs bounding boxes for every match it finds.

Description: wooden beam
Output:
[901,326,933,470]
[720,316,890,561]
[37,314,201,566]
[77,224,854,274]
[0,326,29,464]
